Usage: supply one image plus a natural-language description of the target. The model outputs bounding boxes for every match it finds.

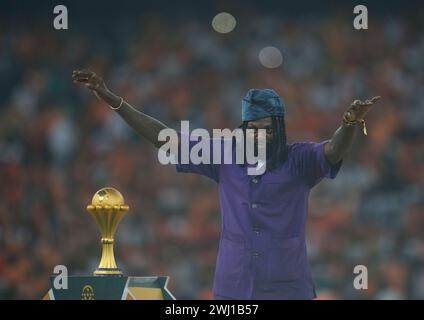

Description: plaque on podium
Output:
[43,188,175,300]
[43,276,174,300]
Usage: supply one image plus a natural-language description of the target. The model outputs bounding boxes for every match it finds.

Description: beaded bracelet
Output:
[343,118,367,135]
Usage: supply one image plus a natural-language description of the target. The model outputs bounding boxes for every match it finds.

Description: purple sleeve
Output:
[292,140,343,188]
[175,135,221,183]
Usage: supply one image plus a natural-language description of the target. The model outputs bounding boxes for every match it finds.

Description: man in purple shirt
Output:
[73,70,380,300]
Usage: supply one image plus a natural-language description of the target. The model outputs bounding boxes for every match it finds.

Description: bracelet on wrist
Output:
[342,118,367,136]
[110,97,124,111]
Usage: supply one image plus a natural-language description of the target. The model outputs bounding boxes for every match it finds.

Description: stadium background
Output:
[0,0,423,299]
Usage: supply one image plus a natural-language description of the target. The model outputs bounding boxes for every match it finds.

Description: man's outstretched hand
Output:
[325,95,381,163]
[344,96,381,124]
[72,69,111,102]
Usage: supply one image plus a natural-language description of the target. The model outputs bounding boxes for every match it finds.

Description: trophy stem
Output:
[95,239,122,276]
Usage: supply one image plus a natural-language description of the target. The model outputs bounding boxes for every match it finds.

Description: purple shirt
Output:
[176,137,342,299]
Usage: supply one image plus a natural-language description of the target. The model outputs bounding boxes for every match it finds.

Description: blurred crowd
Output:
[0,8,423,299]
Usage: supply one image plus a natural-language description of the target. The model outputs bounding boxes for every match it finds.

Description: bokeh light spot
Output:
[212,12,237,34]
[259,46,283,68]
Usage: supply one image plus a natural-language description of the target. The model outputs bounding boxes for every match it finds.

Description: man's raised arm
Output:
[324,96,381,165]
[72,69,178,149]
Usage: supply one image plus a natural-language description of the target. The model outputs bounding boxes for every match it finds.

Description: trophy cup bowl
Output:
[86,187,129,276]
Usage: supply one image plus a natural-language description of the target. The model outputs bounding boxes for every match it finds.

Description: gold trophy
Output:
[43,186,175,300]
[86,187,129,276]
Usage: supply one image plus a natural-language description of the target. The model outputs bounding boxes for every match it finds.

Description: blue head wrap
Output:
[241,88,285,122]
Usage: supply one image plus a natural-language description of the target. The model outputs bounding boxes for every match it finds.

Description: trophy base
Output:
[43,276,175,300]
[94,268,123,276]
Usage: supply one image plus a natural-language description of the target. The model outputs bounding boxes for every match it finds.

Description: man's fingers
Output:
[72,71,99,84]
[363,96,381,106]
[85,83,95,90]
[72,73,84,79]
[351,100,362,109]
[351,96,381,106]
[72,69,93,76]
[73,69,104,94]
[72,75,89,83]
[72,69,95,78]
[72,72,89,79]
[353,96,381,107]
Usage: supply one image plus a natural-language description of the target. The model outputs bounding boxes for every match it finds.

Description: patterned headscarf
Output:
[241,88,285,122]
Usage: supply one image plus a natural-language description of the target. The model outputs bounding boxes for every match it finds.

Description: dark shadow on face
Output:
[245,117,274,146]
[240,116,288,170]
